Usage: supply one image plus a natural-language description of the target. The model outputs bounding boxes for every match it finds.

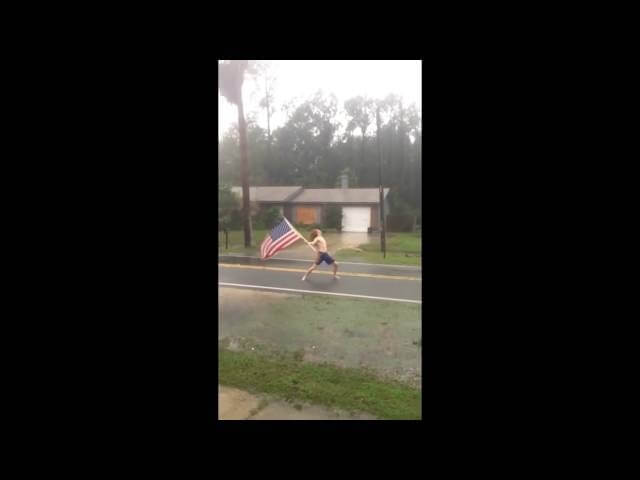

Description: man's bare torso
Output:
[312,236,328,253]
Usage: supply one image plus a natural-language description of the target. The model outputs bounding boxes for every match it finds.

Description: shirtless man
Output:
[301,229,340,281]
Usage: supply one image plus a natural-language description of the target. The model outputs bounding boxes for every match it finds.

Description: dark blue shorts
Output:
[315,252,335,265]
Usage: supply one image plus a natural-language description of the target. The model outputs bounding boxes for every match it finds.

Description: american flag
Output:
[260,217,302,260]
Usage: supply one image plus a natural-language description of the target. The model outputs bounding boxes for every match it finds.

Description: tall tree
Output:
[405,104,421,210]
[219,121,269,185]
[246,61,277,177]
[219,125,240,184]
[344,96,376,186]
[219,60,252,247]
[274,91,338,187]
[259,65,276,169]
[218,89,422,214]
[398,99,405,188]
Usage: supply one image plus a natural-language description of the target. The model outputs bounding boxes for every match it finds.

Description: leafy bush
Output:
[228,209,243,230]
[254,207,281,230]
[390,196,416,217]
[324,205,343,231]
[219,184,241,230]
[386,214,416,232]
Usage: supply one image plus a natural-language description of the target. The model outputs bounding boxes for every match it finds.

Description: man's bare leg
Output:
[333,262,340,279]
[302,263,317,281]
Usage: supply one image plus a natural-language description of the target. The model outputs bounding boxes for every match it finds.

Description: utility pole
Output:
[376,106,386,258]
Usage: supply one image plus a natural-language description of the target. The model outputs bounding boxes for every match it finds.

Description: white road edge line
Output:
[218,254,422,270]
[219,282,422,304]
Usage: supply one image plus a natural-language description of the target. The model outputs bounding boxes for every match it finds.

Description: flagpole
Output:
[283,217,316,252]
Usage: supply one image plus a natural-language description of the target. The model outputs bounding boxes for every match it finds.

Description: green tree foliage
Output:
[273,91,339,187]
[253,206,281,230]
[219,183,241,229]
[219,90,421,215]
[344,96,376,186]
[219,121,269,185]
[324,205,343,231]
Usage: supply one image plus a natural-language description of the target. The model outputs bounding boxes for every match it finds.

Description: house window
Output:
[295,206,318,224]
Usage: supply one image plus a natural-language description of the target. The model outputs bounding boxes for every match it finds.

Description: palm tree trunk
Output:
[399,104,405,188]
[361,134,366,187]
[237,96,252,247]
[265,78,273,159]
[376,107,386,257]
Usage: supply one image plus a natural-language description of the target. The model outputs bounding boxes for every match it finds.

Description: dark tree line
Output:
[219,90,421,219]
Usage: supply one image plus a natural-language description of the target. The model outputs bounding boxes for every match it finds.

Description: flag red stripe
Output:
[261,232,275,257]
[265,231,299,258]
[274,234,301,253]
[265,231,298,258]
[262,242,271,259]
[261,236,273,258]
[270,233,300,256]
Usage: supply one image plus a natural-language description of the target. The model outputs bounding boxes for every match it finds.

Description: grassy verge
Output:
[218,227,315,254]
[335,232,421,266]
[362,232,422,254]
[335,248,420,266]
[219,348,421,420]
[218,229,266,254]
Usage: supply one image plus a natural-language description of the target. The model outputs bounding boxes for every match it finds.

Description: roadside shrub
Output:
[324,205,343,231]
[254,206,281,230]
[391,197,415,217]
[266,207,283,229]
[231,208,245,229]
[219,184,240,230]
[386,214,416,232]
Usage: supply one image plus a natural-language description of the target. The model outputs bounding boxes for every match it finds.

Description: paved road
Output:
[219,256,421,303]
[219,254,421,277]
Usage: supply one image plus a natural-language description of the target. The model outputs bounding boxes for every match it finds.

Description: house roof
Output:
[291,188,390,204]
[230,186,390,204]
[230,186,303,202]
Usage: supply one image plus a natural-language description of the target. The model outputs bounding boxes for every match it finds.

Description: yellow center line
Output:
[219,263,421,281]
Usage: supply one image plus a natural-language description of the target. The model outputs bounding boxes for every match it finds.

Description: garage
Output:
[342,206,371,232]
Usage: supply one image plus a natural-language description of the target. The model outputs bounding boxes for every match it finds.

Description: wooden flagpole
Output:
[283,216,316,252]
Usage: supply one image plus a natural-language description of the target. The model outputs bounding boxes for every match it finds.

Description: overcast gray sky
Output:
[219,60,421,140]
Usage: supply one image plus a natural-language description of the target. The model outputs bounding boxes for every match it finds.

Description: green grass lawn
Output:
[218,229,266,255]
[335,232,421,266]
[219,348,421,420]
[362,232,421,254]
[334,248,420,266]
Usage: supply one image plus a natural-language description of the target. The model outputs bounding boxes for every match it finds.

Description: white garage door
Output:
[342,206,371,232]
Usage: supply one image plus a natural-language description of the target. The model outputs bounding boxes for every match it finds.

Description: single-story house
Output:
[231,185,390,233]
[230,186,302,217]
